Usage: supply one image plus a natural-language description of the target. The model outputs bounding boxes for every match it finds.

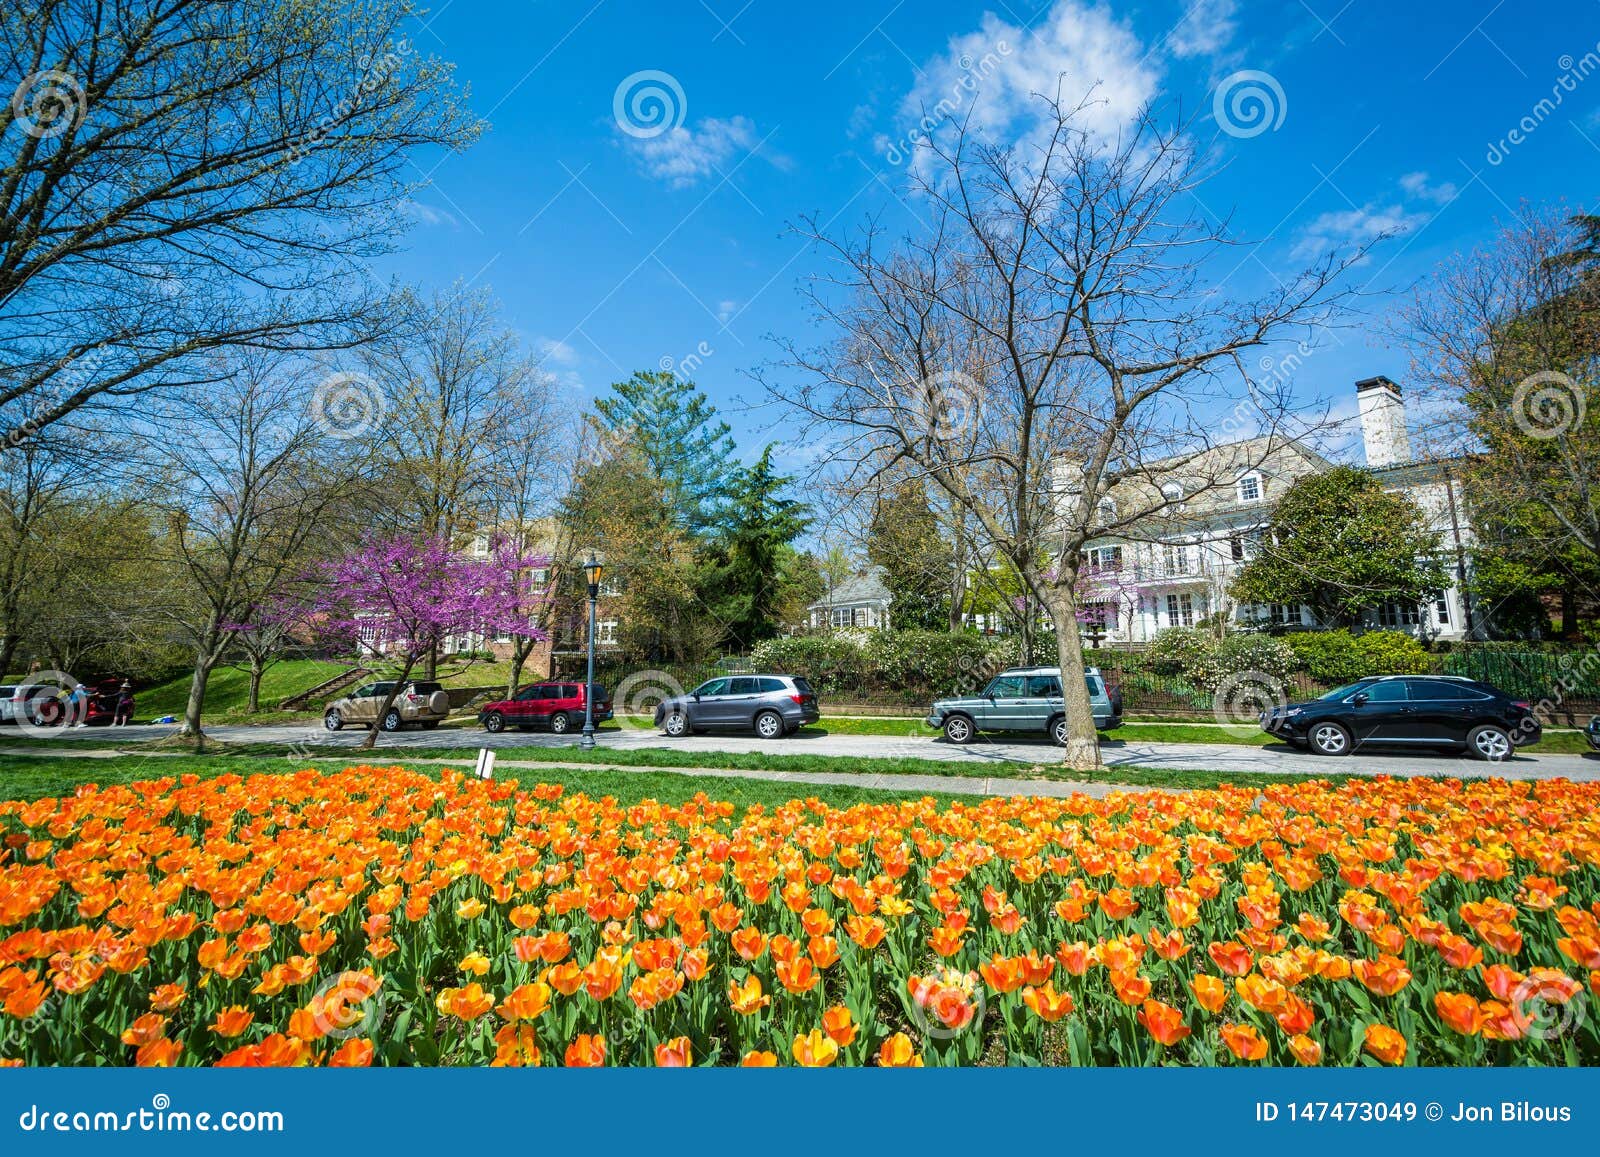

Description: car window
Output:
[792,676,814,696]
[695,679,730,697]
[1409,679,1483,701]
[729,677,760,695]
[987,676,1025,699]
[558,684,577,698]
[372,682,395,697]
[351,684,373,697]
[1357,680,1408,703]
[410,682,442,694]
[1084,675,1102,697]
[758,677,787,693]
[513,684,538,700]
[1027,675,1062,696]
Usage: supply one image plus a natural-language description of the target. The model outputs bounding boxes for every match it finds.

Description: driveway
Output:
[18,719,1600,781]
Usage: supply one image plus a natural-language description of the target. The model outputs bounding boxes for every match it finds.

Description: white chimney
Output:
[1356,376,1410,467]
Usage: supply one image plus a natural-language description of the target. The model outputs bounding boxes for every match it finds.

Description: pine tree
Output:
[702,446,811,649]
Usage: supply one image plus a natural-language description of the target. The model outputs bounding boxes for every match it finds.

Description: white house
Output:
[1074,376,1478,645]
[807,569,892,630]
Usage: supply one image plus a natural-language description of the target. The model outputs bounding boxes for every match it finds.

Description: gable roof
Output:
[808,568,891,610]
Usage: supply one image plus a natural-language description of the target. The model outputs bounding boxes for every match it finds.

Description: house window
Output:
[830,607,851,629]
[471,535,490,557]
[1377,602,1422,628]
[529,567,549,586]
[1097,497,1118,522]
[1229,530,1263,562]
[1434,594,1451,626]
[1162,543,1195,578]
[1161,482,1185,505]
[596,620,618,645]
[1165,593,1194,627]
[1253,603,1301,627]
[1237,473,1262,503]
[1084,545,1123,572]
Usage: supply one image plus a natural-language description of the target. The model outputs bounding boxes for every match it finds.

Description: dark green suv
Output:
[926,666,1122,744]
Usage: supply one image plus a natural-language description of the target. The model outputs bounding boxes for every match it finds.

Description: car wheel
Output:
[754,710,784,739]
[943,714,976,744]
[1467,724,1512,762]
[323,709,343,732]
[482,711,505,734]
[1049,715,1068,746]
[549,712,571,734]
[381,709,402,732]
[1308,722,1351,756]
[662,710,688,738]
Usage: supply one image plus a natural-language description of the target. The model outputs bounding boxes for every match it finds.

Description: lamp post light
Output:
[580,551,603,750]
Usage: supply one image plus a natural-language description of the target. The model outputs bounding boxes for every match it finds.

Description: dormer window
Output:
[1237,473,1263,503]
[1160,482,1185,504]
[1097,497,1117,522]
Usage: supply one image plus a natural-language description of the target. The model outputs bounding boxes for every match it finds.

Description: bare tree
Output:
[150,350,367,749]
[0,0,480,446]
[766,96,1364,769]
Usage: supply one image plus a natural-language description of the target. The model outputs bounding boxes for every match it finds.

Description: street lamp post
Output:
[580,552,603,750]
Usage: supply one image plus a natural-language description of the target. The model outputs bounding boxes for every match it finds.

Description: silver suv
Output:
[324,680,451,731]
[655,674,820,739]
[926,666,1122,744]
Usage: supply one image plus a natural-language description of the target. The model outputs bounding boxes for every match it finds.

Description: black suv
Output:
[1260,675,1540,761]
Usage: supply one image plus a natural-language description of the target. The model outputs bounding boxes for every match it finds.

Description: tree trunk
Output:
[0,633,16,680]
[182,653,219,752]
[359,652,418,751]
[506,637,533,699]
[1048,585,1102,771]
[246,654,265,714]
[1561,585,1579,641]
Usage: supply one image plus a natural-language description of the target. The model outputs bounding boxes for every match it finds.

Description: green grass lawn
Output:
[0,753,976,809]
[131,657,529,722]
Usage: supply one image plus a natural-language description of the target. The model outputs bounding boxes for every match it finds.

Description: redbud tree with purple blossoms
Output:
[311,534,548,749]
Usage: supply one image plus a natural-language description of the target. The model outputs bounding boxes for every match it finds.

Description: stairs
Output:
[279,666,372,711]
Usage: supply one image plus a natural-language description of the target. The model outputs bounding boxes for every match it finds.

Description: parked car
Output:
[479,682,612,734]
[1259,674,1540,760]
[324,680,450,731]
[926,666,1123,744]
[654,674,819,738]
[1586,715,1599,752]
[0,678,126,727]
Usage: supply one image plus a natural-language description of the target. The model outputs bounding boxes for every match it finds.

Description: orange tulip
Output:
[1363,1023,1407,1065]
[791,1028,839,1067]
[876,1032,923,1067]
[1021,983,1075,1022]
[1434,991,1484,1036]
[327,1038,375,1067]
[1354,954,1412,998]
[1191,973,1228,1014]
[497,982,552,1022]
[1221,1022,1267,1061]
[654,1037,692,1067]
[436,983,494,1020]
[564,1033,607,1067]
[1137,999,1191,1047]
[135,1038,182,1067]
[1288,1034,1323,1066]
[740,1050,778,1066]
[1207,940,1253,977]
[209,1006,253,1038]
[728,973,770,1015]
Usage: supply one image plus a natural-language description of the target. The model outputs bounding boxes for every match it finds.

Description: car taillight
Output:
[1513,701,1531,710]
[790,694,804,704]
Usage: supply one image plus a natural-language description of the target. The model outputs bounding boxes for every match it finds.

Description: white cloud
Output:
[400,199,457,228]
[1168,0,1240,59]
[1398,171,1458,205]
[1291,203,1429,262]
[893,1,1160,169]
[536,337,578,366]
[626,116,764,188]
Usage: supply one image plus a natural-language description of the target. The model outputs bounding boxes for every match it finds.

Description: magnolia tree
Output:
[312,535,545,750]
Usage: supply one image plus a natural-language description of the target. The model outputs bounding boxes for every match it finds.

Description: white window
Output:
[596,620,618,645]
[1237,473,1262,503]
[1097,497,1118,522]
[1161,482,1185,504]
[1433,594,1451,626]
[1165,593,1194,627]
[529,567,549,586]
[1084,545,1123,572]
[1377,602,1422,628]
[471,535,490,557]
[1162,543,1195,578]
[830,607,851,628]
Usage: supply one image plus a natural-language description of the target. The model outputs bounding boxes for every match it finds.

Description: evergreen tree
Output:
[701,447,811,649]
[866,481,954,630]
[591,371,737,533]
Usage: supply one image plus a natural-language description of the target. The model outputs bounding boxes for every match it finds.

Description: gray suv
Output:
[655,674,820,739]
[926,666,1122,744]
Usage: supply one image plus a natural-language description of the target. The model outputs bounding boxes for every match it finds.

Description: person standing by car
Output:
[113,681,135,726]
[67,682,89,727]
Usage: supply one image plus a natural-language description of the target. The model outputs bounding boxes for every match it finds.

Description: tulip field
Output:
[1,765,1597,1067]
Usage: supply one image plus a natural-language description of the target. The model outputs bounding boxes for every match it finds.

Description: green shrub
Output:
[1284,629,1432,684]
[1144,627,1213,677]
[1192,634,1299,691]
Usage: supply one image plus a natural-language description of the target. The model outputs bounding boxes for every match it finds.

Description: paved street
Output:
[17,719,1600,781]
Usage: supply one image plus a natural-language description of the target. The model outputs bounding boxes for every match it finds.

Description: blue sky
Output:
[382,0,1600,466]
